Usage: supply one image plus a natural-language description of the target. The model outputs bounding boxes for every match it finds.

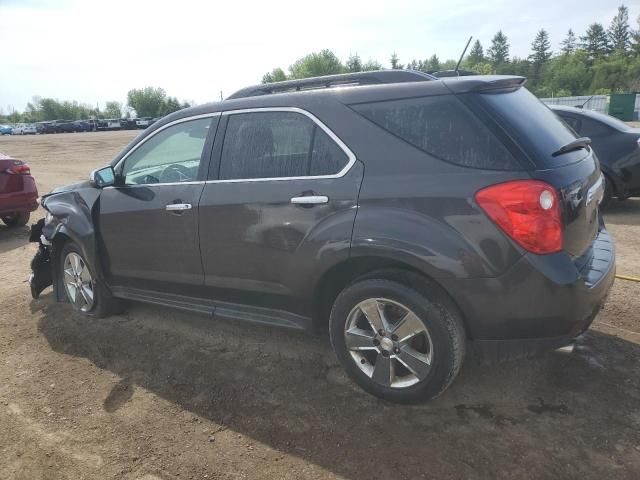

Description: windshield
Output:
[470,87,588,169]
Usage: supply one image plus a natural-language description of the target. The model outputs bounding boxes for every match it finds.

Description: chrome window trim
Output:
[208,106,356,184]
[113,112,221,173]
[103,181,205,190]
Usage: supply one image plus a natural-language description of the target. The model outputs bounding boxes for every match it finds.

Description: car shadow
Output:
[0,223,30,255]
[33,298,640,479]
[603,198,640,226]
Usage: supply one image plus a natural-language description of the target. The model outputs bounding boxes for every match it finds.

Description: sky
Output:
[0,0,636,113]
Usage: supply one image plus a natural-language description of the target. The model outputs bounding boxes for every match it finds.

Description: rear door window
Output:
[218,111,349,180]
[351,95,521,170]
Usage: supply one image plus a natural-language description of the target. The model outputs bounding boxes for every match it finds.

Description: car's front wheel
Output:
[330,277,466,403]
[2,212,30,227]
[59,241,120,317]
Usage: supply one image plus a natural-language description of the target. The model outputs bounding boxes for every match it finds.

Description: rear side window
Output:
[219,111,349,180]
[476,88,587,168]
[351,95,520,170]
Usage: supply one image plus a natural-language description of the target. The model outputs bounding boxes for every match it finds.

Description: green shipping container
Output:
[608,93,636,121]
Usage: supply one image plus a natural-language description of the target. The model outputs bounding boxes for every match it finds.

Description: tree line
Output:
[262,5,640,97]
[1,87,190,124]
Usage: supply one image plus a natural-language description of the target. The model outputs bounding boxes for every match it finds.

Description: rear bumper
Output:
[441,227,615,341]
[0,176,39,215]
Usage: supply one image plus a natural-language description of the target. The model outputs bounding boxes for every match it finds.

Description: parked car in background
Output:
[12,123,37,135]
[0,125,13,135]
[37,122,57,134]
[51,120,76,133]
[0,152,38,227]
[119,118,138,130]
[105,119,122,130]
[73,120,92,132]
[135,117,153,129]
[30,72,614,403]
[551,105,640,207]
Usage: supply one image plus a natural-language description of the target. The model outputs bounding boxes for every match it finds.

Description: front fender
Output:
[41,187,102,301]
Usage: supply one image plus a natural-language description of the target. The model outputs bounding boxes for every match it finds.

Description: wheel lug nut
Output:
[391,334,398,341]
[373,339,380,346]
[378,329,385,336]
[382,351,390,357]
[394,347,400,354]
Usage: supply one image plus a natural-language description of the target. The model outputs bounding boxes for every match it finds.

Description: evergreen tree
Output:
[426,54,440,71]
[487,31,510,66]
[346,54,363,72]
[530,29,552,64]
[468,40,485,64]
[608,5,631,53]
[390,52,403,69]
[560,29,577,54]
[581,23,610,58]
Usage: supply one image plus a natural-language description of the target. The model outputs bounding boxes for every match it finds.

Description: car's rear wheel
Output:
[59,241,120,317]
[329,278,465,403]
[2,212,30,227]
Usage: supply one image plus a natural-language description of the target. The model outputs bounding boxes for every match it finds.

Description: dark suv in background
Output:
[30,71,614,403]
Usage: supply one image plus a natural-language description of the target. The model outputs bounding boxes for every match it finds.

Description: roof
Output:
[157,75,528,130]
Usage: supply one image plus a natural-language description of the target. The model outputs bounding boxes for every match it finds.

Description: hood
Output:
[42,180,91,200]
[41,179,95,210]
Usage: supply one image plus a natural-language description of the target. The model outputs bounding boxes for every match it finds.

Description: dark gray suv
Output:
[30,71,615,403]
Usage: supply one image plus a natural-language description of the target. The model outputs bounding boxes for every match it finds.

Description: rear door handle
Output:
[290,195,329,205]
[165,203,192,212]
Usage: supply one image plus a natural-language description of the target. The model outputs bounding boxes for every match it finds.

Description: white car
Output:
[12,123,37,135]
[135,117,152,128]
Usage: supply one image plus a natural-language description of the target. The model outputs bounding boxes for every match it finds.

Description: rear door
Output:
[98,115,218,291]
[199,108,363,310]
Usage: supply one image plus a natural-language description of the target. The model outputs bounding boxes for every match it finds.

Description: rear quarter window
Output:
[474,88,587,168]
[351,95,521,170]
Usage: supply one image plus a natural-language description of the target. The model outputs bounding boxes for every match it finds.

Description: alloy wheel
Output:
[63,252,95,312]
[344,298,433,389]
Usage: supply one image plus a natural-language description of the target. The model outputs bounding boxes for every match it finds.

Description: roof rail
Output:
[227,70,437,100]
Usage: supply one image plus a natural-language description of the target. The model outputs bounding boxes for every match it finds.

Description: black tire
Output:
[600,176,614,210]
[2,212,30,227]
[329,277,466,403]
[59,241,121,318]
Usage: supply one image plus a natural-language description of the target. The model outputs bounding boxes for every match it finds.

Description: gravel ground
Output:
[0,131,639,480]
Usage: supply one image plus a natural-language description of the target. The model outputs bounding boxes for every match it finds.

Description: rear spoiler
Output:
[442,76,527,94]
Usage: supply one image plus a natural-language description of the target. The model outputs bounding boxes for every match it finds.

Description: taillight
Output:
[4,160,31,175]
[475,180,562,255]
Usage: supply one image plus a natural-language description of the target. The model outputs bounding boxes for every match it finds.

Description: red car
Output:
[0,153,38,227]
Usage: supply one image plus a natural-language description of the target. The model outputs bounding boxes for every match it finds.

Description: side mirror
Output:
[89,166,116,188]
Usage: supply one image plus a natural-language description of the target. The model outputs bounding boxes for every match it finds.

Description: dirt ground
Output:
[0,131,639,480]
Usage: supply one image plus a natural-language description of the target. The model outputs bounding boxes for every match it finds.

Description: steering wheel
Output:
[159,164,192,183]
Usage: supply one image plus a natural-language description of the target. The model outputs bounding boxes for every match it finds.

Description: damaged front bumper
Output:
[29,218,53,299]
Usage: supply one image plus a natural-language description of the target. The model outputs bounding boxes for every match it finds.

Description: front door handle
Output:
[290,195,329,205]
[165,203,192,212]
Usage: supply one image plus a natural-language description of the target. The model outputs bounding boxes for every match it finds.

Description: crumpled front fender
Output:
[31,186,102,301]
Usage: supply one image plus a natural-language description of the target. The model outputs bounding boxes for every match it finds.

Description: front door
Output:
[199,109,363,312]
[99,115,217,292]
